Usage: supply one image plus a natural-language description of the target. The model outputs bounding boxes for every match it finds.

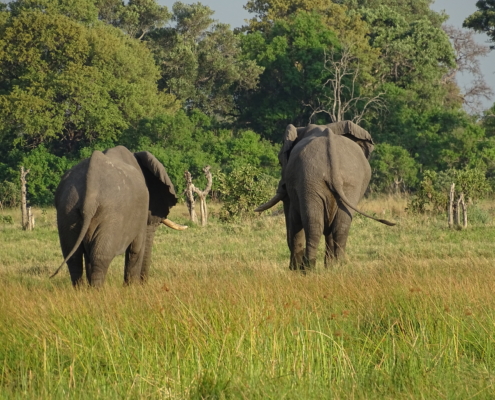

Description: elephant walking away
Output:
[256,121,395,270]
[52,146,187,287]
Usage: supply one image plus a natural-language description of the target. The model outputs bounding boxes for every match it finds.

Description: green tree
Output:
[0,3,176,155]
[120,110,279,194]
[370,143,418,193]
[147,2,262,119]
[340,0,444,26]
[463,0,495,45]
[95,0,170,40]
[239,11,341,139]
[8,0,99,24]
[360,6,454,90]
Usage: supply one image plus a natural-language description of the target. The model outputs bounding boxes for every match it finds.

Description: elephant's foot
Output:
[88,271,106,288]
[302,255,316,271]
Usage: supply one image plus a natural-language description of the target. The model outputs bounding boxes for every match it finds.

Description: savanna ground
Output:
[1,197,495,399]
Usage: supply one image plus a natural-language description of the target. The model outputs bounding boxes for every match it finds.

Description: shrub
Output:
[0,181,20,208]
[217,164,278,221]
[409,168,490,214]
[0,215,14,224]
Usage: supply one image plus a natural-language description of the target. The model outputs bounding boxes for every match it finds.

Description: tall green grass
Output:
[1,199,495,398]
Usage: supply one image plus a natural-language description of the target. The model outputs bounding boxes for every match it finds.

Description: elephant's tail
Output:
[327,181,396,226]
[325,127,396,227]
[50,212,94,278]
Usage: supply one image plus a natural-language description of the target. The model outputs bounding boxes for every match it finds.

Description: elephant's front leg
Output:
[139,225,157,282]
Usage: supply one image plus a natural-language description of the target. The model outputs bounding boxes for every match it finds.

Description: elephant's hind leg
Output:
[66,249,84,286]
[124,234,146,285]
[86,257,113,287]
[288,211,305,271]
[324,233,335,268]
[301,208,324,271]
[331,207,353,259]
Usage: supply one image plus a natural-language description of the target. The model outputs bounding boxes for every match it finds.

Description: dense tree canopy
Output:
[0,0,494,206]
[147,2,263,119]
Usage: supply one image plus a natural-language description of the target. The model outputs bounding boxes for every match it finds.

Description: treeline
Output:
[0,0,494,206]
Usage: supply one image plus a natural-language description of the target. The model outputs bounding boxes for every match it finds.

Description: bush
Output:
[217,164,278,221]
[0,215,14,224]
[409,168,490,214]
[0,181,20,208]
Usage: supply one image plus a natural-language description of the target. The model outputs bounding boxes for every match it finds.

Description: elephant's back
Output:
[286,133,371,197]
[55,158,90,211]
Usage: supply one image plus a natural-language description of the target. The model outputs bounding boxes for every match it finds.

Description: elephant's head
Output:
[133,151,182,227]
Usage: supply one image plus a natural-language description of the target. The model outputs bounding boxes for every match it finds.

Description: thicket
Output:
[0,0,494,210]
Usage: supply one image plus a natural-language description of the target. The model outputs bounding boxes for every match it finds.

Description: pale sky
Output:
[158,0,495,111]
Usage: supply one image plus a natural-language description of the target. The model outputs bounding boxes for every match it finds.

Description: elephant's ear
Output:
[279,124,299,166]
[134,151,178,218]
[327,121,375,159]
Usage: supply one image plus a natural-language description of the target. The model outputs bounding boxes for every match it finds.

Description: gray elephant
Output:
[51,146,187,287]
[256,121,394,270]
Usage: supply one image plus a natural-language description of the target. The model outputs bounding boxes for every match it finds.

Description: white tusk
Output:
[162,218,188,230]
[254,193,284,212]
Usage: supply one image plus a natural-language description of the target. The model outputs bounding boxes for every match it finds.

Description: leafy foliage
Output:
[147,2,262,119]
[409,168,491,214]
[217,164,278,220]
[121,110,279,195]
[0,0,494,208]
[370,143,418,193]
[239,11,341,139]
[0,181,20,209]
[463,0,495,45]
[0,4,176,156]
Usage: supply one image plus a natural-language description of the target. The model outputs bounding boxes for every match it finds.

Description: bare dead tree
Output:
[304,45,385,125]
[20,166,34,231]
[448,183,468,229]
[193,166,212,226]
[184,171,198,224]
[184,166,212,226]
[442,25,493,113]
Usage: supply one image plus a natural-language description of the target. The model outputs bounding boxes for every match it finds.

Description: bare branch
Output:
[303,45,385,124]
[442,24,493,112]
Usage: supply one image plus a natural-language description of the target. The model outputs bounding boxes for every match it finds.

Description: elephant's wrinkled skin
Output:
[53,146,186,287]
[256,122,394,270]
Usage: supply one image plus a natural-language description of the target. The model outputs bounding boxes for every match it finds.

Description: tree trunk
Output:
[20,166,33,231]
[184,171,198,223]
[448,183,455,228]
[192,166,212,227]
[459,193,467,228]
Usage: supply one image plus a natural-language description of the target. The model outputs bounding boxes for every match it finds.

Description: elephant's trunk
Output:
[161,218,188,230]
[255,193,284,212]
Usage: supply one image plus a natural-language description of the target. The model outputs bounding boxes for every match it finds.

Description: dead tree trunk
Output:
[184,171,198,224]
[192,166,212,227]
[459,193,467,228]
[20,166,33,231]
[448,183,455,228]
[184,166,212,226]
[449,184,468,229]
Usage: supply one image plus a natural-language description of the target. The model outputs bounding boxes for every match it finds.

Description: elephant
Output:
[51,146,187,287]
[255,121,395,270]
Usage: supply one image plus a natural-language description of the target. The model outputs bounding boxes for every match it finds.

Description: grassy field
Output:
[1,198,495,399]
